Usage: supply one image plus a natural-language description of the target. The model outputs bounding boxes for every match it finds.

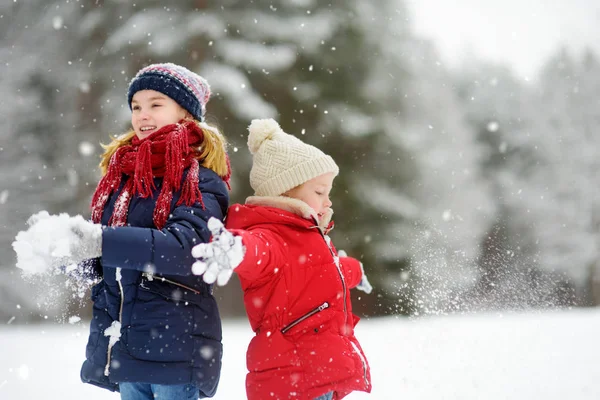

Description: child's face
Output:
[285,172,335,220]
[131,90,189,140]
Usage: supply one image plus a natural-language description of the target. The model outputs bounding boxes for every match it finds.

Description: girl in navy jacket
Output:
[18,63,231,400]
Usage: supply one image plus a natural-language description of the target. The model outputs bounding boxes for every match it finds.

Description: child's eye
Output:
[152,103,162,108]
[132,105,140,111]
[315,191,323,196]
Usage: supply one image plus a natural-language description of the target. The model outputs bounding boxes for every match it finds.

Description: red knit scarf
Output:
[91,120,227,229]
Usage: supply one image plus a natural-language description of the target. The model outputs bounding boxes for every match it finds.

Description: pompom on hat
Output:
[127,63,210,121]
[248,119,339,197]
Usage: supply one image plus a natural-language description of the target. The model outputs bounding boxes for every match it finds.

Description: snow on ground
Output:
[1,308,599,399]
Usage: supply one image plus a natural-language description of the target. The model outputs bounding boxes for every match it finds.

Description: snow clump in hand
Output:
[12,211,78,276]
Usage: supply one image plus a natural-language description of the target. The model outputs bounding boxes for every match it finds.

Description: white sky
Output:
[405,0,600,78]
[2,309,600,399]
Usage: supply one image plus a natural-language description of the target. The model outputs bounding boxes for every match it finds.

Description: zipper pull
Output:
[139,274,149,290]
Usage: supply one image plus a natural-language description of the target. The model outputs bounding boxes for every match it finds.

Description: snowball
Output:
[12,211,77,275]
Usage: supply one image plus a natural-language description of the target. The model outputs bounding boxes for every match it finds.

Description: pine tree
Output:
[3,0,496,318]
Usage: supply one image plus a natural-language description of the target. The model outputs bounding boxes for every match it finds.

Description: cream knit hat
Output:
[247,119,339,197]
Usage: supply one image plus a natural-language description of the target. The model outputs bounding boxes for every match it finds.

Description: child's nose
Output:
[137,109,150,120]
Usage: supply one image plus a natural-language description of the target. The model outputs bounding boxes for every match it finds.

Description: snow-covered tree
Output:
[13,0,592,320]
[2,0,499,319]
[527,49,600,302]
[354,4,494,314]
[187,0,495,314]
[0,0,131,321]
[454,49,600,309]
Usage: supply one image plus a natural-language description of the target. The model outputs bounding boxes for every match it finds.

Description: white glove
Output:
[191,217,245,286]
[338,249,372,294]
[66,215,103,265]
[12,211,102,275]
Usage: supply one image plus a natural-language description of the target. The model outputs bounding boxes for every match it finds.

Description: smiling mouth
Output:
[140,126,156,132]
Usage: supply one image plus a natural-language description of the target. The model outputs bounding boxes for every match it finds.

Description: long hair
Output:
[98,119,229,178]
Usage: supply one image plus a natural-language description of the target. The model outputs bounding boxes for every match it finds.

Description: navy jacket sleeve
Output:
[99,169,228,276]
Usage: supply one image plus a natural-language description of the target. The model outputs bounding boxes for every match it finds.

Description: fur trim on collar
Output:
[245,196,333,229]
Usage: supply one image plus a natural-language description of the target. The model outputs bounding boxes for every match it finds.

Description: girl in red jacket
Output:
[191,119,372,400]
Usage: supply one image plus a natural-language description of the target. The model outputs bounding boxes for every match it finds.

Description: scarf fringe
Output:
[165,123,187,192]
[109,179,134,227]
[133,140,155,198]
[177,158,203,208]
[154,180,174,229]
[91,146,125,224]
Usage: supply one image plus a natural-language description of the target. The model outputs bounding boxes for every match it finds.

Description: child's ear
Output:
[181,110,193,121]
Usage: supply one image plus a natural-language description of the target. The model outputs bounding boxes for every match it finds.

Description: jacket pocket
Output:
[138,276,205,306]
[124,311,195,362]
[281,302,330,334]
[125,278,221,362]
[138,276,222,339]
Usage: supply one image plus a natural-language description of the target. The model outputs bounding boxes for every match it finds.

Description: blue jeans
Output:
[120,382,199,400]
[314,392,334,400]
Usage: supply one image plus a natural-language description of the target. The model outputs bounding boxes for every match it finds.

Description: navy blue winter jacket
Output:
[80,166,228,398]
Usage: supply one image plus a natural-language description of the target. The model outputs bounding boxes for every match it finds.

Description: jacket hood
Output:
[226,196,333,232]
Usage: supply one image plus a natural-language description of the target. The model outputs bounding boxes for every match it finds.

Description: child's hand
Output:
[338,249,373,294]
[356,262,373,294]
[191,217,245,286]
[66,215,103,265]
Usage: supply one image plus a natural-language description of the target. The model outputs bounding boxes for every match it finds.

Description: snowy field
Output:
[1,308,599,400]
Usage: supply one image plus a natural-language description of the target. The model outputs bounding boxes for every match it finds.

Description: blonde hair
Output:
[98,119,229,178]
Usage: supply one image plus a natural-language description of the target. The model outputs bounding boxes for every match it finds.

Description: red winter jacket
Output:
[225,196,372,400]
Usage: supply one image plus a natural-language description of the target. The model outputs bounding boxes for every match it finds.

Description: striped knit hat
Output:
[247,119,339,197]
[127,63,210,121]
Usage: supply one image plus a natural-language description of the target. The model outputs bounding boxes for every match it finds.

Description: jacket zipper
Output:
[313,224,348,324]
[141,272,201,295]
[281,302,329,334]
[104,267,124,376]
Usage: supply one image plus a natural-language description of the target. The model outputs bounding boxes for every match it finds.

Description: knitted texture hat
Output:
[248,119,339,197]
[127,63,210,121]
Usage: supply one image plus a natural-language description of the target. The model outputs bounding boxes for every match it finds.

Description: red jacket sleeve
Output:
[339,256,363,289]
[230,228,285,287]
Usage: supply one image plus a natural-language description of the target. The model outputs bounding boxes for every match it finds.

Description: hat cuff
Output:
[254,156,339,197]
[128,74,203,121]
